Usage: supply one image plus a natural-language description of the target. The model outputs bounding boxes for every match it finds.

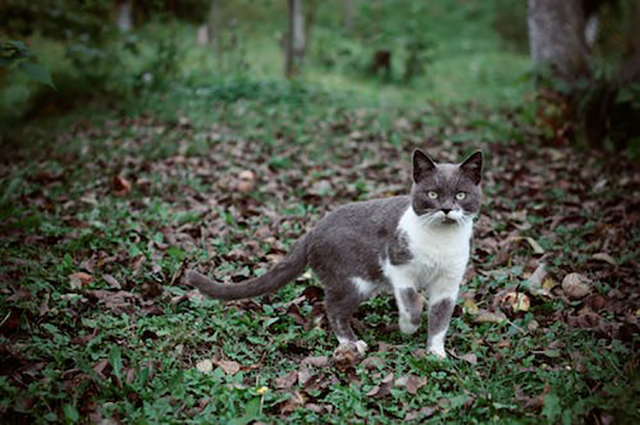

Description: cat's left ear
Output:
[413,149,437,182]
[459,151,483,184]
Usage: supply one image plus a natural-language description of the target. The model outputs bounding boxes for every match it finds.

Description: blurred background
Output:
[1,0,639,157]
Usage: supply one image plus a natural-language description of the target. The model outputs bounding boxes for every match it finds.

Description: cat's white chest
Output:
[394,207,472,286]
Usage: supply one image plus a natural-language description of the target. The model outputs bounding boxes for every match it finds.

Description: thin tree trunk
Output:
[208,0,223,70]
[343,0,354,33]
[528,0,590,80]
[285,0,305,78]
[117,0,133,32]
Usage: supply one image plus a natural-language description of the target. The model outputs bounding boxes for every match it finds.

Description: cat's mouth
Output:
[441,217,458,225]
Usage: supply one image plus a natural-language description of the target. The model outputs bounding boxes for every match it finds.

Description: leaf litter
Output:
[0,98,638,423]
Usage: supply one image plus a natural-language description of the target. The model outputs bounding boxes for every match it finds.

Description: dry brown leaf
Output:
[463,298,479,314]
[215,360,240,375]
[361,356,384,369]
[590,253,616,266]
[301,356,329,368]
[510,236,545,255]
[6,288,32,302]
[405,406,437,421]
[112,175,132,196]
[278,391,305,415]
[524,237,545,255]
[275,371,297,389]
[69,272,93,290]
[366,373,394,398]
[102,274,121,289]
[394,374,427,395]
[500,291,531,313]
[562,273,592,300]
[473,309,507,324]
[460,353,478,365]
[297,365,312,386]
[525,263,553,298]
[237,170,256,193]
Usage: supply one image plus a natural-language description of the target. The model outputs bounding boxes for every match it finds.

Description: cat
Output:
[185,149,482,359]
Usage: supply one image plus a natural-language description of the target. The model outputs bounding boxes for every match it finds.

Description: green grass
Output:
[1,77,638,422]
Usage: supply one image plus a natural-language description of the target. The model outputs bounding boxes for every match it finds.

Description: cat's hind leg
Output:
[324,280,368,356]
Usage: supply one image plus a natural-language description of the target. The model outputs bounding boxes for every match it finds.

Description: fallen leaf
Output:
[460,353,478,365]
[237,170,256,193]
[102,274,121,289]
[525,263,552,298]
[196,359,213,374]
[567,310,600,329]
[69,272,93,290]
[6,288,32,302]
[278,391,305,415]
[463,298,479,314]
[215,360,240,376]
[542,277,556,293]
[93,359,109,380]
[361,356,384,369]
[501,291,531,313]
[275,371,297,389]
[473,309,507,324]
[366,373,394,398]
[112,175,132,196]
[79,258,95,273]
[524,237,545,255]
[510,236,545,255]
[71,328,99,346]
[590,253,616,266]
[404,406,437,421]
[301,356,329,368]
[394,374,427,395]
[562,273,592,300]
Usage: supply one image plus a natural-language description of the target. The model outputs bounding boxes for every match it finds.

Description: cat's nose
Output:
[441,209,451,215]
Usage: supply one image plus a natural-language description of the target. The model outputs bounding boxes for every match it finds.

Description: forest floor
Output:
[1,80,639,423]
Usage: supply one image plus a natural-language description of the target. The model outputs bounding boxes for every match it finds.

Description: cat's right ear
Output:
[413,149,437,182]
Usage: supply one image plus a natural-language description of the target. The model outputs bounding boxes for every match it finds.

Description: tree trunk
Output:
[285,0,305,78]
[528,0,590,80]
[343,0,354,33]
[208,0,223,70]
[117,0,133,32]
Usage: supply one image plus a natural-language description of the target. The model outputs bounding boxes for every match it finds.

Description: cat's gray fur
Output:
[186,149,482,357]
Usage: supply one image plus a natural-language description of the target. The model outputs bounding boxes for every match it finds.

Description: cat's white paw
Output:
[427,346,447,359]
[399,316,420,335]
[354,340,368,356]
[335,340,368,356]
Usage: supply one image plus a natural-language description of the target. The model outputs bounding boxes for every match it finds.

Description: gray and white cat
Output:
[186,149,482,358]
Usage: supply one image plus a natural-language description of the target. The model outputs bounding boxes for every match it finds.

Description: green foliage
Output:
[1,70,638,422]
[533,61,640,158]
[0,40,54,88]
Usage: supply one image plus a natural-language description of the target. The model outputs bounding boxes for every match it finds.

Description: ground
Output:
[0,78,638,424]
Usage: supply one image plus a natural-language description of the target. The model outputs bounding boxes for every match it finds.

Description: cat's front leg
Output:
[395,287,424,335]
[426,277,460,358]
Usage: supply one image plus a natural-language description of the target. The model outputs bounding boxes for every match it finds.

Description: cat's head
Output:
[410,149,483,227]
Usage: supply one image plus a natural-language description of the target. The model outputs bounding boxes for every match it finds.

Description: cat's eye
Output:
[455,192,466,200]
[427,191,438,199]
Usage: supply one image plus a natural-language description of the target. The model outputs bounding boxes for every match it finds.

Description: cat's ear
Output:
[459,150,483,184]
[413,149,437,182]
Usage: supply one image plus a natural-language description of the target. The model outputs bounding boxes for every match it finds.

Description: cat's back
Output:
[311,196,410,239]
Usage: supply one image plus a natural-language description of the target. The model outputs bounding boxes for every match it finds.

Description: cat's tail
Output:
[185,235,309,301]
